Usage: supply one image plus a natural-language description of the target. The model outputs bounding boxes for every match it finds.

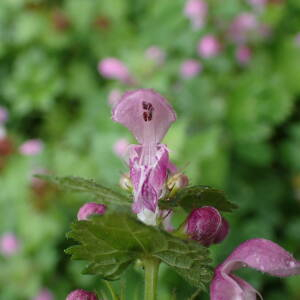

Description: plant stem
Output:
[143,257,160,300]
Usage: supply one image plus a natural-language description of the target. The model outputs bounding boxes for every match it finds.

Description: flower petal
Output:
[219,238,300,277]
[129,144,169,225]
[112,89,176,144]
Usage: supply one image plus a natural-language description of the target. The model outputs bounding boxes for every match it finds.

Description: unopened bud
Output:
[184,206,229,246]
[119,173,133,191]
[167,173,189,191]
[77,202,106,221]
[66,289,98,300]
[213,217,229,244]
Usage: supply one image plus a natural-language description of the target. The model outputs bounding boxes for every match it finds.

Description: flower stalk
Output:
[143,257,161,300]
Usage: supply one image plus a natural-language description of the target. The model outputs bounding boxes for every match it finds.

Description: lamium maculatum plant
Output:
[38,89,300,300]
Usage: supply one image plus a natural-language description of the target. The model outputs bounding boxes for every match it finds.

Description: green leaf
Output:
[159,185,238,212]
[153,235,213,288]
[65,212,212,287]
[35,175,131,207]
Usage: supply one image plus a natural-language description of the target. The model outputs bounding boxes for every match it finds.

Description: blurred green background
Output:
[1,0,300,299]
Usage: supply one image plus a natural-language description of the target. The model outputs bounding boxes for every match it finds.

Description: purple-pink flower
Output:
[145,46,166,65]
[33,289,54,300]
[19,139,43,156]
[210,238,300,299]
[180,59,202,79]
[66,289,98,300]
[77,202,106,221]
[197,35,221,58]
[0,233,20,256]
[0,106,8,124]
[185,206,229,246]
[112,89,176,225]
[98,58,134,84]
[229,13,258,44]
[235,45,252,65]
[184,0,208,29]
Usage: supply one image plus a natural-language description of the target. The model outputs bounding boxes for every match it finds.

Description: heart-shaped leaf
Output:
[159,185,238,212]
[65,212,213,287]
[35,175,131,207]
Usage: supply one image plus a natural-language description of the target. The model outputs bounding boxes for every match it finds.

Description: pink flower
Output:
[185,206,229,246]
[197,35,221,58]
[248,0,267,10]
[19,139,43,156]
[0,233,20,256]
[113,138,130,157]
[98,58,134,84]
[77,202,106,221]
[0,107,8,124]
[66,289,98,300]
[180,59,202,79]
[145,46,166,65]
[235,45,252,64]
[108,89,122,108]
[112,89,176,225]
[184,0,208,29]
[229,13,258,43]
[33,289,54,300]
[210,238,300,299]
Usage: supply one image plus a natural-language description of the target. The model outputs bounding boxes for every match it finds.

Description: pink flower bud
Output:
[0,107,8,124]
[167,172,189,190]
[185,206,222,246]
[180,59,202,79]
[197,35,221,58]
[145,46,166,65]
[0,233,20,256]
[34,289,54,300]
[119,173,132,191]
[98,58,133,84]
[113,138,129,157]
[108,89,122,108]
[77,203,106,221]
[235,45,252,64]
[19,139,43,156]
[184,0,208,29]
[66,289,98,300]
[213,217,229,244]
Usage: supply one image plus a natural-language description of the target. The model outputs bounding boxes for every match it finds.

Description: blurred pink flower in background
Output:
[229,13,258,43]
[33,289,54,300]
[77,202,106,221]
[113,138,130,157]
[145,46,166,65]
[235,45,252,64]
[180,59,202,79]
[184,0,208,29]
[19,139,43,156]
[108,88,122,108]
[0,106,8,124]
[197,35,221,58]
[0,233,20,256]
[295,33,300,47]
[248,0,267,10]
[98,58,134,84]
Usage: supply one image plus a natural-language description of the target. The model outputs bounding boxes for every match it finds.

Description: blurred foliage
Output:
[0,0,300,299]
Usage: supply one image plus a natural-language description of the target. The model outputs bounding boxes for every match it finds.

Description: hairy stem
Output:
[143,257,160,300]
